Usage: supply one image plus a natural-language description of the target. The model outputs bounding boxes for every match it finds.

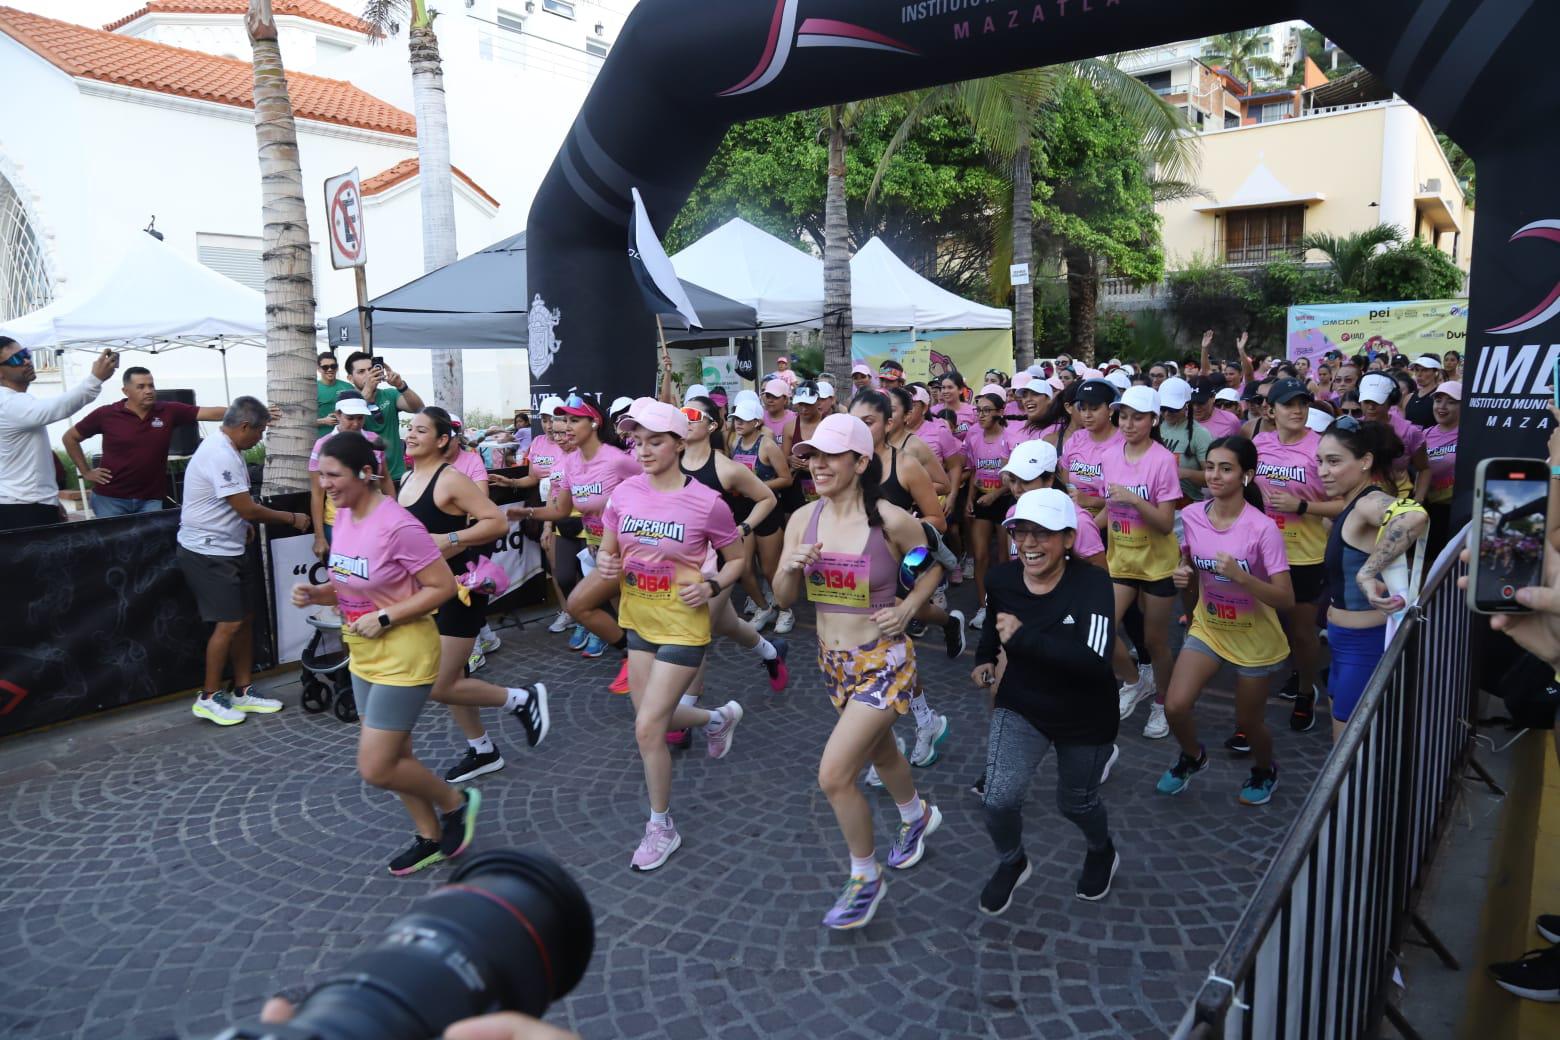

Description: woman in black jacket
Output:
[971,488,1121,915]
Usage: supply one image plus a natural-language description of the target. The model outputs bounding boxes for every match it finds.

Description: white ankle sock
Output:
[503,687,530,711]
[679,693,699,707]
[468,734,495,754]
[909,692,934,729]
[755,637,777,661]
[703,707,725,734]
[850,854,880,881]
[896,795,923,824]
[649,808,670,825]
[479,623,496,640]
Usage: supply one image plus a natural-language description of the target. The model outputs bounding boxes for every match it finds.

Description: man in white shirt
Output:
[0,339,117,531]
[178,396,310,726]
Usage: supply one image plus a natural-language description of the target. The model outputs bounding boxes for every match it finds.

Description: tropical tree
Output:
[821,103,855,377]
[362,0,462,413]
[1203,28,1283,88]
[247,0,317,494]
[1300,224,1405,294]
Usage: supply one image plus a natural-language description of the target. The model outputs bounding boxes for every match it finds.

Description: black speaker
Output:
[156,389,201,457]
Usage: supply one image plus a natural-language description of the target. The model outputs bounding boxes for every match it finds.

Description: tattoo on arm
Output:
[1358,516,1415,581]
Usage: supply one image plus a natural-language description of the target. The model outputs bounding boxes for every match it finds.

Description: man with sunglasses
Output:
[316,352,345,437]
[0,339,118,531]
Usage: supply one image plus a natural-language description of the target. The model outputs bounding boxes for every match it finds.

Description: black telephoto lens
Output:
[212,850,593,1040]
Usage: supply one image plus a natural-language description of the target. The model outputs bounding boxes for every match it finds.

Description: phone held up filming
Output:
[1467,457,1549,615]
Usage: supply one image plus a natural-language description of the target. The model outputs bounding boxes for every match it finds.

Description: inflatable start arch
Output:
[525,0,1560,498]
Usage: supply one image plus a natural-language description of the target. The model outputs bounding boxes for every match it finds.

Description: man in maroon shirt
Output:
[62,367,228,516]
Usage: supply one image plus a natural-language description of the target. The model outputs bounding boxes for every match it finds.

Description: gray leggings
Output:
[983,708,1112,864]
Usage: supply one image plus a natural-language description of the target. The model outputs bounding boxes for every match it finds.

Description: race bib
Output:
[583,513,605,546]
[1107,502,1142,544]
[977,469,1003,491]
[805,552,870,609]
[539,476,552,503]
[624,558,676,603]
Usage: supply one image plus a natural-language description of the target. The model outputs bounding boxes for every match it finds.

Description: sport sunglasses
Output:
[1,347,33,367]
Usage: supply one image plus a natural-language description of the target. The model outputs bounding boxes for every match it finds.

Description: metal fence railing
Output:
[1175,525,1478,1040]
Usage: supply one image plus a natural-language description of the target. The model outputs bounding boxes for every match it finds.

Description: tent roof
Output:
[670,218,825,329]
[850,237,1011,331]
[326,231,758,349]
[0,229,266,349]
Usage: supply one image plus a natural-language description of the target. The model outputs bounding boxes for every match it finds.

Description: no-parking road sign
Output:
[324,168,367,270]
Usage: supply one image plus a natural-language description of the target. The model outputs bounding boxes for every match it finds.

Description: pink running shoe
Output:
[705,701,744,759]
[609,657,630,695]
[665,727,692,749]
[763,637,790,692]
[629,816,681,872]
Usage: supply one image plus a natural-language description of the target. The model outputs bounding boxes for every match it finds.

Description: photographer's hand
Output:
[258,997,581,1040]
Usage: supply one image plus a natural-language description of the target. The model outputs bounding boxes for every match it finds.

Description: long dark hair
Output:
[859,452,886,528]
[418,406,456,452]
[1323,419,1404,486]
[886,386,915,423]
[689,395,725,452]
[321,430,379,479]
[1038,378,1078,432]
[852,389,893,427]
[1207,435,1264,512]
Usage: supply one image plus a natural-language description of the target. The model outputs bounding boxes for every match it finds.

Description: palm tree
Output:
[362,1,462,413]
[247,0,317,494]
[820,103,859,378]
[1301,224,1405,294]
[1203,28,1284,89]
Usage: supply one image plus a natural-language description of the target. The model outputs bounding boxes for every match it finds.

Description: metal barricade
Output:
[1175,526,1474,1040]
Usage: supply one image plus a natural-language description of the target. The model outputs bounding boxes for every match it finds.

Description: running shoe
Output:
[1290,688,1318,732]
[1155,746,1208,795]
[910,714,950,767]
[609,658,630,694]
[1142,702,1170,739]
[886,800,943,869]
[969,607,987,629]
[388,835,445,876]
[763,638,790,692]
[567,624,589,651]
[192,691,244,726]
[1224,730,1252,755]
[773,609,796,635]
[866,735,906,788]
[962,556,975,580]
[1136,662,1157,702]
[1277,670,1300,700]
[969,773,986,798]
[629,816,681,872]
[512,683,549,748]
[1489,946,1560,1003]
[980,855,1032,916]
[475,629,502,654]
[822,873,887,930]
[705,701,744,759]
[438,788,482,858]
[665,727,692,750]
[1537,914,1560,944]
[1239,765,1279,806]
[1076,841,1120,902]
[1117,677,1151,720]
[445,747,505,783]
[749,603,778,631]
[906,618,928,638]
[944,610,967,658]
[948,565,963,586]
[229,687,283,713]
[580,634,607,658]
[467,648,487,673]
[1100,744,1121,784]
[547,611,574,634]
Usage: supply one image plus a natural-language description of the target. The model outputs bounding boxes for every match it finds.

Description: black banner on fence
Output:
[0,511,272,738]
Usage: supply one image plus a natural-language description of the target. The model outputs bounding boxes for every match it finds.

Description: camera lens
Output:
[216,849,593,1040]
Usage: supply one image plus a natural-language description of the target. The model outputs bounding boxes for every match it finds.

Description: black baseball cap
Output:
[1075,378,1118,406]
[1189,376,1220,403]
[1268,377,1313,406]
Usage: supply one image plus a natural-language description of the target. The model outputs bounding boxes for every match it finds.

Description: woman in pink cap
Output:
[964,384,1020,628]
[759,377,797,458]
[774,355,799,387]
[593,398,748,872]
[728,394,794,628]
[1423,380,1460,558]
[772,413,946,930]
[899,383,960,498]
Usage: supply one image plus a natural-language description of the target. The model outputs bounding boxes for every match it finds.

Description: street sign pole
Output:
[323,167,369,353]
[354,265,372,354]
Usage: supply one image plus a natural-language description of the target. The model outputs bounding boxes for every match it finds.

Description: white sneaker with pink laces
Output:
[629,816,681,872]
[705,701,744,759]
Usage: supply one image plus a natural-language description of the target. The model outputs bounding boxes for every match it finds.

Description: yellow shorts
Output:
[818,636,915,714]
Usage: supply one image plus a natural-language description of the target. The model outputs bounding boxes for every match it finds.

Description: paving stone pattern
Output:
[0,593,1331,1040]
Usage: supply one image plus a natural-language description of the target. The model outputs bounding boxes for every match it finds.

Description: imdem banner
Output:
[1286,300,1468,369]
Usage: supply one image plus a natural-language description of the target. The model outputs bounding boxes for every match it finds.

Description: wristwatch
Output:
[1296,500,1308,516]
[376,610,392,630]
[706,579,722,598]
[447,531,461,546]
[739,521,753,536]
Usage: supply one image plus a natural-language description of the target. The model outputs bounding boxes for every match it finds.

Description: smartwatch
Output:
[447,531,461,546]
[706,579,722,599]
[377,610,392,630]
[739,521,753,537]
[1296,500,1308,516]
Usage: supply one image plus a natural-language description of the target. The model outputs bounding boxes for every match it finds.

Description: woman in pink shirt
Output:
[963,385,1018,624]
[1423,380,1461,558]
[1059,378,1125,530]
[936,371,979,438]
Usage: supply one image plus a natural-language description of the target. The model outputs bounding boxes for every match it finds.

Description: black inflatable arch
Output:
[526,0,1560,494]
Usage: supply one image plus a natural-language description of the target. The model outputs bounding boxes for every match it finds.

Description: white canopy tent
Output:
[0,229,265,397]
[849,237,1011,331]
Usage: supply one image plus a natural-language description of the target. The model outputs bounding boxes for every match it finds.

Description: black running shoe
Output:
[944,610,967,659]
[1076,841,1120,902]
[438,788,481,858]
[388,835,445,876]
[979,855,1032,916]
[445,747,505,783]
[1224,730,1252,755]
[1290,690,1317,732]
[1540,914,1560,944]
[907,618,928,638]
[1489,945,1560,1003]
[1278,670,1300,700]
[970,772,986,798]
[512,683,550,748]
[763,638,789,691]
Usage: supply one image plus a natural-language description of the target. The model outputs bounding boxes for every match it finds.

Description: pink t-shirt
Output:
[951,402,978,438]
[1181,500,1290,666]
[1389,413,1427,472]
[308,430,384,474]
[1011,422,1060,446]
[1252,429,1327,566]
[964,425,1017,492]
[1101,440,1182,581]
[1205,408,1243,439]
[913,421,961,463]
[328,496,445,687]
[761,409,796,446]
[452,448,487,484]
[1425,423,1457,504]
[1006,501,1104,559]
[557,444,640,543]
[1062,428,1124,499]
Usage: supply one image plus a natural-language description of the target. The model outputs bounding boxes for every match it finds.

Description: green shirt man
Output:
[316,351,345,437]
[342,351,424,482]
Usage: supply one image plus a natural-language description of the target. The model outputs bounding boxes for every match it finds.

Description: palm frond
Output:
[360,0,408,41]
[864,88,953,209]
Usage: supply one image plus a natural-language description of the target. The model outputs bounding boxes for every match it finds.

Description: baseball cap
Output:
[1411,354,1443,370]
[335,392,371,416]
[1268,377,1313,406]
[816,380,837,399]
[762,378,791,398]
[1075,379,1118,406]
[537,395,565,414]
[447,413,465,431]
[555,394,601,420]
[910,385,932,405]
[1003,488,1078,532]
[683,384,710,404]
[1360,373,1396,404]
[608,395,635,417]
[1114,385,1159,414]
[851,363,873,376]
[977,382,1007,402]
[776,355,789,365]
[1018,375,1052,397]
[616,397,688,438]
[1011,371,1034,391]
[1001,439,1059,480]
[794,412,874,458]
[1306,407,1334,434]
[1189,377,1218,404]
[1434,380,1462,401]
[1157,377,1192,411]
[731,396,764,422]
[793,382,820,405]
[709,387,728,404]
[1105,370,1133,392]
[1214,388,1241,405]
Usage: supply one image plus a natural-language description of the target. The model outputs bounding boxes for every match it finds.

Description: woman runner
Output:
[772,413,946,930]
[729,394,795,630]
[884,387,951,496]
[964,384,1019,629]
[290,432,480,876]
[1423,381,1460,559]
[1156,437,1293,805]
[491,400,571,631]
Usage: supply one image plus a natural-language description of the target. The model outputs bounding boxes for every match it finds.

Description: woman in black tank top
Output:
[728,403,796,626]
[401,409,552,774]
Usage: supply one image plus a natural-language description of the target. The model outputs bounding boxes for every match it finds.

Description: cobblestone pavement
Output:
[0,592,1332,1040]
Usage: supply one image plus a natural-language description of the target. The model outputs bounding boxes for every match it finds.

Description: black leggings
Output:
[1122,601,1151,665]
[554,534,587,596]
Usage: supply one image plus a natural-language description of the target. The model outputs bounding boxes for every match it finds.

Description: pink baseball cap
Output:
[911,385,932,405]
[762,378,791,398]
[1011,372,1034,391]
[1434,380,1461,401]
[794,413,874,458]
[851,363,873,376]
[615,397,689,438]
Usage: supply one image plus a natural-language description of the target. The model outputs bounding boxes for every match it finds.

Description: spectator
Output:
[0,339,117,531]
[316,351,345,437]
[62,367,229,517]
[1442,349,1461,382]
[851,363,876,395]
[343,351,424,483]
[511,408,534,456]
[178,396,310,726]
[773,355,799,387]
[310,391,392,562]
[1402,355,1442,428]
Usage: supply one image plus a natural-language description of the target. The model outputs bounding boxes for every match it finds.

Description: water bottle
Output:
[1381,554,1411,619]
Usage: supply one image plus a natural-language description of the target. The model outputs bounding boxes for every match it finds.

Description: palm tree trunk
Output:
[821,105,853,379]
[247,0,316,494]
[1011,128,1034,368]
[1064,247,1099,364]
[409,5,461,414]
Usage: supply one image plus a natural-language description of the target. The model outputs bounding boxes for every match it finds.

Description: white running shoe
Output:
[547,611,573,634]
[1117,677,1150,720]
[749,603,778,630]
[1142,703,1170,739]
[1100,744,1121,783]
[467,648,487,673]
[962,556,975,579]
[192,692,245,726]
[230,689,283,714]
[1136,663,1157,702]
[475,629,502,654]
[866,734,907,787]
[969,607,987,629]
[706,701,744,759]
[910,715,949,767]
[773,609,796,635]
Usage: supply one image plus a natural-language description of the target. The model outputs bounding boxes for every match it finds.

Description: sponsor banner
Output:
[852,329,1012,383]
[699,355,744,396]
[1287,300,1468,368]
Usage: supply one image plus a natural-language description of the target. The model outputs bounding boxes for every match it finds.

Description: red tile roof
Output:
[0,6,413,136]
[104,0,372,36]
[362,158,500,209]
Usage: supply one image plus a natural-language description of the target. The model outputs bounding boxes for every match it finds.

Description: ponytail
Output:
[859,452,885,528]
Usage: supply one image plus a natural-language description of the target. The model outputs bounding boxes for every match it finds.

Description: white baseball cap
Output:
[1001,439,1059,480]
[1003,488,1078,532]
[608,395,635,417]
[816,380,836,399]
[851,363,873,376]
[683,384,710,403]
[1360,373,1396,404]
[1410,355,1443,370]
[1214,388,1241,405]
[1305,407,1334,434]
[793,383,820,405]
[1113,385,1159,414]
[334,394,372,416]
[537,395,565,414]
[731,396,764,422]
[1104,370,1133,392]
[1157,377,1192,411]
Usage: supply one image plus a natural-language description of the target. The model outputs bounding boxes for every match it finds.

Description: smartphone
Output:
[1468,457,1549,614]
[371,355,385,371]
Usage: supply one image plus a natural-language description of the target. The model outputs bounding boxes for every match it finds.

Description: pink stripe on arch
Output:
[719,0,793,96]
[797,18,919,54]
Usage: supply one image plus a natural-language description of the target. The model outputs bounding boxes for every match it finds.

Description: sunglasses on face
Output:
[1339,407,1363,417]
[2,347,32,367]
[680,406,715,424]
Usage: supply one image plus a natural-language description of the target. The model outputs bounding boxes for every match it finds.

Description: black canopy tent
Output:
[325,231,758,350]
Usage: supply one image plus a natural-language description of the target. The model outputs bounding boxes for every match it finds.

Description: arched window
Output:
[0,173,52,322]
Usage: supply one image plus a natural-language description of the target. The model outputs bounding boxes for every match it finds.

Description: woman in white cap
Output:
[1423,380,1461,558]
[1357,373,1431,498]
[1156,377,1211,507]
[971,488,1122,912]
[1058,379,1122,530]
[1208,387,1245,439]
[728,391,794,629]
[1012,374,1058,446]
[772,413,946,930]
[593,398,748,872]
[1101,384,1181,739]
[964,384,1020,628]
[1403,354,1444,428]
[788,381,828,503]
